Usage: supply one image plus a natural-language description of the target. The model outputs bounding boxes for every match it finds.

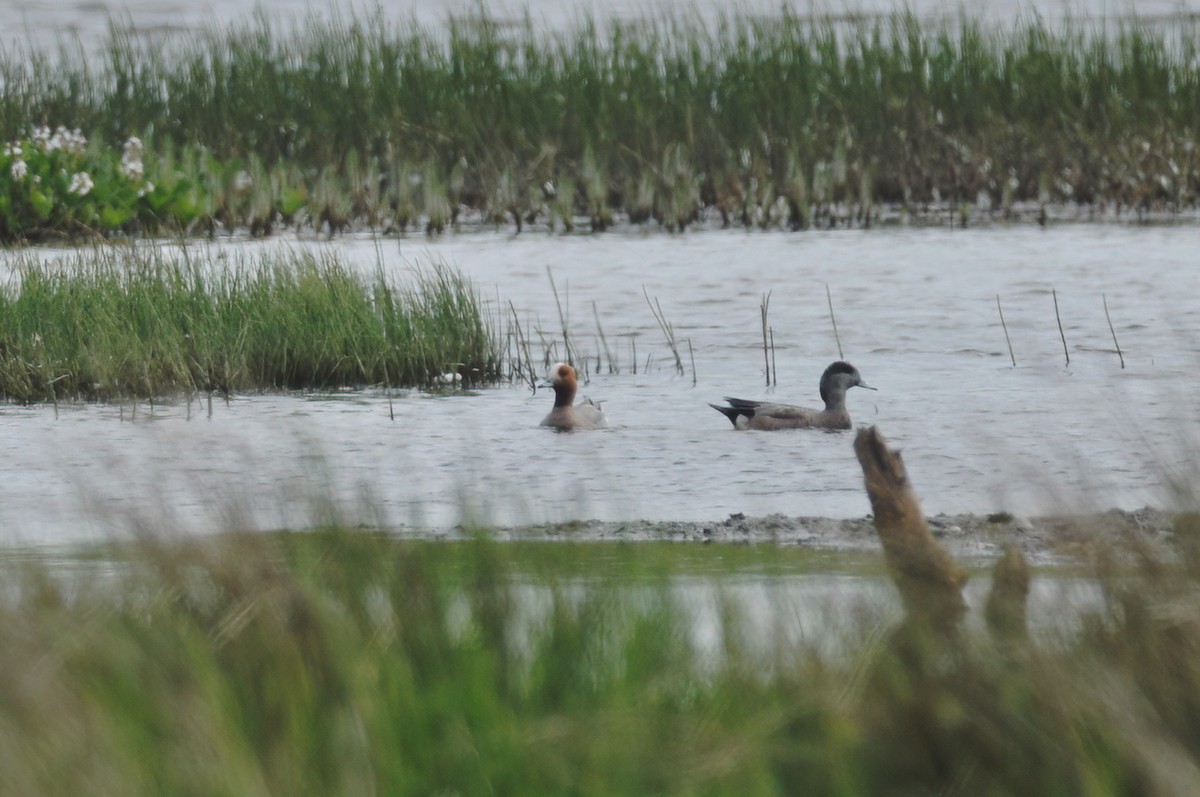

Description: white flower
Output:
[68,171,94,196]
[11,159,27,181]
[120,156,144,181]
[34,125,87,155]
[3,143,21,158]
[120,136,145,180]
[233,170,254,192]
[137,181,154,197]
[49,126,87,155]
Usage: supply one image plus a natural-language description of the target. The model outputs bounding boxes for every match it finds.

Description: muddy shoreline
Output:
[450,507,1181,565]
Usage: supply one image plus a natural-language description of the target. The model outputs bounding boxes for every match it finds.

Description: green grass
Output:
[0,247,504,401]
[2,9,1199,238]
[4,520,1200,795]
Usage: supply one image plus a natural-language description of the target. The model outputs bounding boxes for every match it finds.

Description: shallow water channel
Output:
[0,223,1196,548]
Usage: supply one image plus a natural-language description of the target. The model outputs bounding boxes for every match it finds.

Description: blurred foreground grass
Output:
[4,518,1200,795]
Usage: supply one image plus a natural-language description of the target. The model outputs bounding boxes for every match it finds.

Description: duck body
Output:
[711,361,874,431]
[541,362,607,431]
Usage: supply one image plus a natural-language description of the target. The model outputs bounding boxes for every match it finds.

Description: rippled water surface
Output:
[1,224,1197,545]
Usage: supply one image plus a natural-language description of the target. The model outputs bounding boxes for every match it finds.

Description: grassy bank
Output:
[0,248,503,400]
[3,523,1200,795]
[2,10,1199,239]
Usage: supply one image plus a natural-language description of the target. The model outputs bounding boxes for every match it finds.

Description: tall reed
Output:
[0,246,504,401]
[3,9,1199,237]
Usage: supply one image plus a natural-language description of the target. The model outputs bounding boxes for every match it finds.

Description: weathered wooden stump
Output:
[854,426,967,635]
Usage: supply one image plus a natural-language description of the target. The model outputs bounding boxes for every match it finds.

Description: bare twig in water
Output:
[1053,288,1070,367]
[1103,293,1125,369]
[546,267,576,366]
[826,284,844,360]
[760,291,772,387]
[533,324,555,369]
[769,327,777,387]
[996,294,1016,367]
[382,358,395,420]
[508,300,538,391]
[643,287,684,375]
[687,338,697,387]
[593,301,617,374]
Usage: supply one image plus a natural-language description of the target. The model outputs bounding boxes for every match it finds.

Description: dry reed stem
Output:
[1053,288,1070,367]
[853,426,967,633]
[643,287,684,375]
[760,291,772,387]
[769,327,777,387]
[826,284,844,360]
[507,300,538,390]
[996,294,1016,367]
[593,301,617,374]
[1103,293,1125,369]
[687,338,697,387]
[546,267,577,367]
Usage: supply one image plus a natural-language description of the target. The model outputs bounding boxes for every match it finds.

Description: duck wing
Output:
[750,401,820,422]
[574,397,608,429]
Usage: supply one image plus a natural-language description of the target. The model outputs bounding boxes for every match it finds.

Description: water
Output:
[1,223,1196,546]
[507,567,1103,662]
[6,0,1199,58]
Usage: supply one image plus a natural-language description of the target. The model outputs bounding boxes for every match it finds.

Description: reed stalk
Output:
[4,11,1200,239]
[1053,288,1070,367]
[545,267,577,368]
[826,284,844,360]
[0,247,504,401]
[997,294,1016,366]
[593,301,617,374]
[643,287,684,376]
[1103,293,1125,369]
[687,338,697,387]
[770,327,777,388]
[760,291,772,387]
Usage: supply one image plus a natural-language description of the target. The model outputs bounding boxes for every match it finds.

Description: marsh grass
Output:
[3,9,1200,238]
[0,247,503,401]
[4,520,1200,795]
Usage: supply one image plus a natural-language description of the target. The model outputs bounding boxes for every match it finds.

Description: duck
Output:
[710,361,875,430]
[541,362,607,431]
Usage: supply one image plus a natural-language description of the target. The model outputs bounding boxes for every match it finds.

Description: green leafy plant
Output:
[0,127,206,242]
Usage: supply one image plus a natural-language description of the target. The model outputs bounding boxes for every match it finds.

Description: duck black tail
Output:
[709,399,757,427]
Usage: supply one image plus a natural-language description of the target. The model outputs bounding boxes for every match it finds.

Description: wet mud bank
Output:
[453,507,1179,565]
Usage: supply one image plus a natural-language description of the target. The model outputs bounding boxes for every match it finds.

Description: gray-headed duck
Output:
[711,361,875,430]
[541,362,607,431]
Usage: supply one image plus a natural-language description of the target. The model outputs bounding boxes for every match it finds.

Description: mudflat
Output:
[435,507,1178,565]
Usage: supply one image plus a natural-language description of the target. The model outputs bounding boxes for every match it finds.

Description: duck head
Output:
[543,362,579,407]
[819,361,875,409]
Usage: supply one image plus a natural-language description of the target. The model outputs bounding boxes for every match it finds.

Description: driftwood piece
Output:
[985,545,1031,645]
[854,426,967,633]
